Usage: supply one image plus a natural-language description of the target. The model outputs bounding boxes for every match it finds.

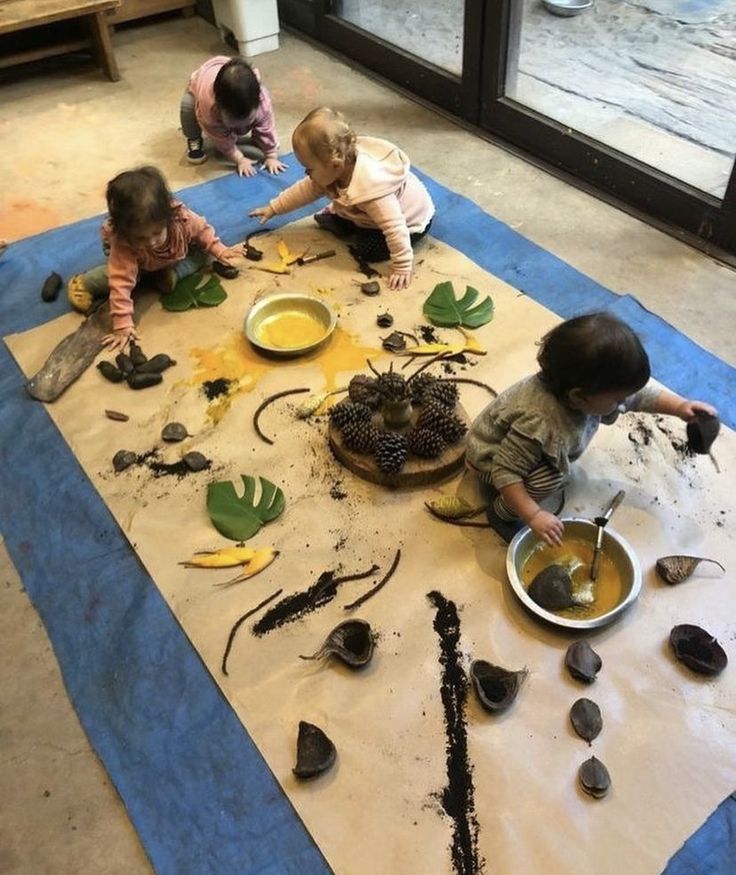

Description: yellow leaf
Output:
[216,547,280,587]
[277,240,304,266]
[180,546,257,568]
[399,342,464,357]
[463,334,487,355]
[254,261,290,275]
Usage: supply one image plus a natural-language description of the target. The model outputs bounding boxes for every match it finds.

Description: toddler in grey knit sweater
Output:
[466,312,716,546]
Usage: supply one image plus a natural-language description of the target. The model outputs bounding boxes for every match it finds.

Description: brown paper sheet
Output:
[6,222,735,875]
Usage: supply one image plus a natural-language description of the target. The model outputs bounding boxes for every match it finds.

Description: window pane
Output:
[333,0,464,75]
[506,0,736,197]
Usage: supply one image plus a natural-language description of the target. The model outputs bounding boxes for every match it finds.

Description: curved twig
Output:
[313,563,380,599]
[426,511,491,528]
[253,387,310,445]
[222,588,283,676]
[344,549,401,611]
[407,352,451,382]
[438,377,498,397]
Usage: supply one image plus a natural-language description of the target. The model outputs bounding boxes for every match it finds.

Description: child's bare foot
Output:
[67,274,94,314]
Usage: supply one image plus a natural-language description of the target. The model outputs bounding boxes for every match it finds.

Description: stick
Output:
[253,387,310,445]
[439,377,498,397]
[222,588,283,676]
[313,564,380,599]
[343,549,401,611]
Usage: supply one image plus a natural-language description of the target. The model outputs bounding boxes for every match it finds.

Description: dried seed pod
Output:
[97,361,125,383]
[135,353,176,374]
[656,555,725,585]
[183,451,209,472]
[578,756,610,798]
[686,413,720,454]
[670,624,727,676]
[565,640,602,684]
[112,450,137,472]
[470,660,527,713]
[161,422,189,443]
[115,352,134,375]
[212,261,239,279]
[128,341,147,367]
[126,371,163,390]
[528,564,575,611]
[382,331,407,353]
[376,313,393,328]
[105,409,129,422]
[570,698,602,742]
[293,721,337,779]
[41,271,62,302]
[300,619,375,668]
[361,280,380,296]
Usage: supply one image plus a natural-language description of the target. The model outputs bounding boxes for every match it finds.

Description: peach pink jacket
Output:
[268,136,435,275]
[187,56,279,162]
[102,201,227,331]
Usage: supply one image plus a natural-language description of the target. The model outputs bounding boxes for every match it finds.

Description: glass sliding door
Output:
[279,0,736,256]
[481,1,736,256]
[332,0,464,76]
[278,0,483,119]
[507,0,736,199]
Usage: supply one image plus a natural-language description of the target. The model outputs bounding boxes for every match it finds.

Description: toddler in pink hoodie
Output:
[67,166,243,351]
[250,107,434,289]
[182,55,286,177]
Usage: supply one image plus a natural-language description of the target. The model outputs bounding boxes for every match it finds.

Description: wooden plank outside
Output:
[109,0,194,25]
[88,9,119,81]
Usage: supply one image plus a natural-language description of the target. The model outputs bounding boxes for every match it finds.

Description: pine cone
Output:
[348,374,381,410]
[329,400,373,431]
[416,402,467,444]
[342,420,380,454]
[408,427,446,459]
[425,380,459,410]
[410,372,437,405]
[374,432,409,474]
[375,370,408,402]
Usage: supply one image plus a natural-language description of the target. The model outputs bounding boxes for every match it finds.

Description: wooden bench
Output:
[0,0,122,81]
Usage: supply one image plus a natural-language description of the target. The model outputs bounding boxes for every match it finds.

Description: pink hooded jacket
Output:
[187,56,279,162]
[268,136,434,275]
[102,201,227,331]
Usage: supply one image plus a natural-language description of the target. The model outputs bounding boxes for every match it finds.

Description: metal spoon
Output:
[590,490,626,581]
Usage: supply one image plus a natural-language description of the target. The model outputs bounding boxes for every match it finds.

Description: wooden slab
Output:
[329,403,469,488]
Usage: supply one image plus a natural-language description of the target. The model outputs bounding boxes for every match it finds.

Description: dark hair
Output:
[537,312,650,398]
[213,59,260,118]
[106,166,173,244]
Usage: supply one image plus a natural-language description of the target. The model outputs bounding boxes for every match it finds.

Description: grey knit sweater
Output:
[466,374,661,489]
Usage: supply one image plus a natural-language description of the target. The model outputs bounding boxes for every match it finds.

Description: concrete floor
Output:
[0,12,734,874]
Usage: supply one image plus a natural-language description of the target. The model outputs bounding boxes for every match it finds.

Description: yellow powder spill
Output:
[190,326,384,423]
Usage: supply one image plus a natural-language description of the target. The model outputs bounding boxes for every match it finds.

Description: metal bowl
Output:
[543,0,594,16]
[244,293,337,357]
[506,518,642,630]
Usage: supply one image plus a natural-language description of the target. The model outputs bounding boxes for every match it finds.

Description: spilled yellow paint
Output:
[190,326,384,423]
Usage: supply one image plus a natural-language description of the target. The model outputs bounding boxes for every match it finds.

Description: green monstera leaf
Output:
[207,475,285,541]
[422,281,494,329]
[161,271,227,312]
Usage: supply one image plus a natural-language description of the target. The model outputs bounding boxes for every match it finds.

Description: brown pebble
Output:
[376,313,394,328]
[105,409,129,422]
[361,280,380,296]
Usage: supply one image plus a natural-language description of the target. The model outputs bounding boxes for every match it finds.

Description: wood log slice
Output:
[329,404,469,488]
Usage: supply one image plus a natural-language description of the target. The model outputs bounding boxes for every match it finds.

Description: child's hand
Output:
[263,157,287,175]
[250,205,275,225]
[236,156,258,178]
[389,271,412,290]
[220,244,244,263]
[527,509,564,548]
[676,399,718,421]
[102,326,139,351]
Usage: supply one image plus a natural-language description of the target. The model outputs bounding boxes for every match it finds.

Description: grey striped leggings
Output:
[479,462,564,521]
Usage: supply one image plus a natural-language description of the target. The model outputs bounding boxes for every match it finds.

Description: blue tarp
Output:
[1,163,733,873]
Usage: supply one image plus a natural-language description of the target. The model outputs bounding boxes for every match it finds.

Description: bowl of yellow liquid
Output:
[245,293,337,356]
[506,518,642,630]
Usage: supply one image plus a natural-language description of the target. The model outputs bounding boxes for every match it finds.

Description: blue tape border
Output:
[1,162,733,874]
